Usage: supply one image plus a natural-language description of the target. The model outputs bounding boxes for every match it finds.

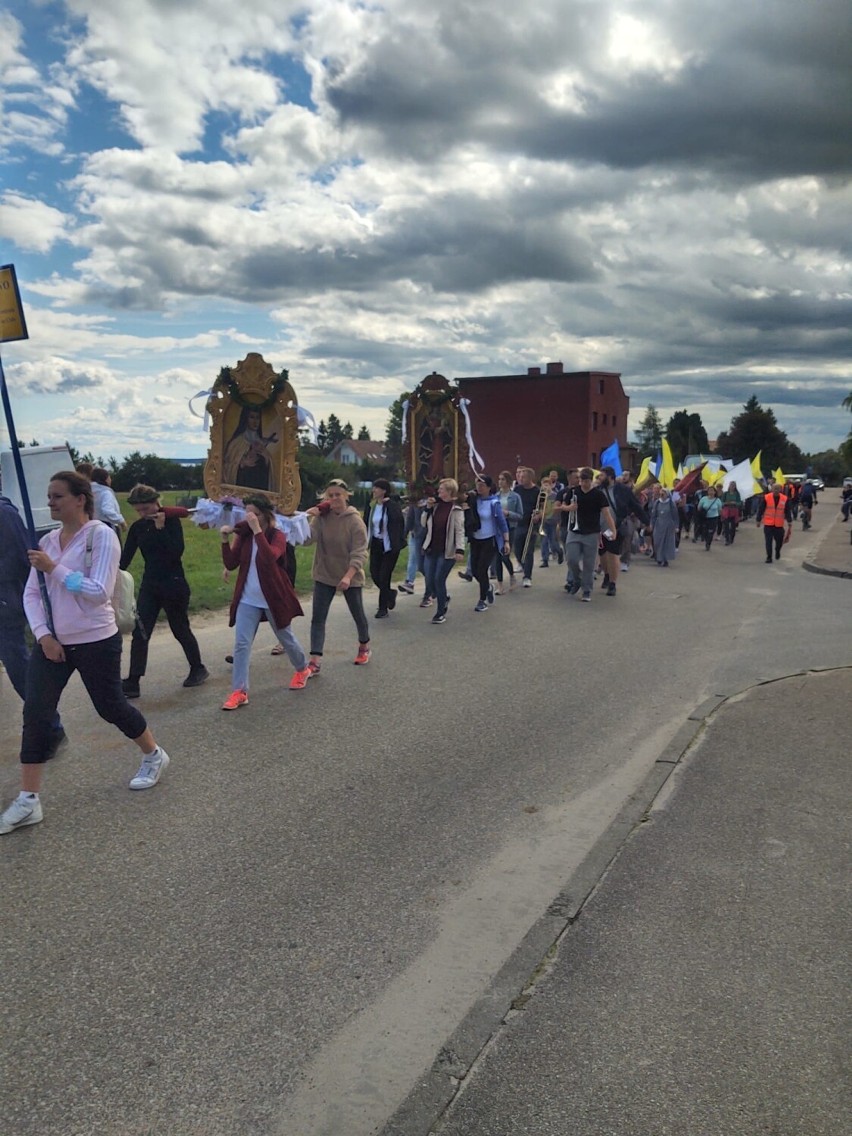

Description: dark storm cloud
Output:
[322,0,852,181]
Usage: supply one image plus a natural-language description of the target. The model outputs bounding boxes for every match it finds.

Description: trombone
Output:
[520,483,550,566]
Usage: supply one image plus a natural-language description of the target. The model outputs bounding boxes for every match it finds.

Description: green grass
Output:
[117,492,412,615]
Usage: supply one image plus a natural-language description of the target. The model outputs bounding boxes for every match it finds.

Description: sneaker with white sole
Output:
[522,577,532,588]
[0,794,43,835]
[129,747,170,790]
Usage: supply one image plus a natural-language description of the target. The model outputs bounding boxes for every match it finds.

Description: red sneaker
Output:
[289,666,313,690]
[222,690,248,711]
[353,646,371,666]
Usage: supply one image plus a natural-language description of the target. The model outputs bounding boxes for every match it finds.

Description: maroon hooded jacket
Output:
[222,521,303,629]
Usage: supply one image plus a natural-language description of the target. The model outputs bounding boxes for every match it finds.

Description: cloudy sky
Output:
[1,0,851,461]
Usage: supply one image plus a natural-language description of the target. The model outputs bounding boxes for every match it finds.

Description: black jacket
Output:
[363,497,405,553]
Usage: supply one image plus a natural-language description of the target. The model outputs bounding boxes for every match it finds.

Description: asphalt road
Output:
[1,520,848,1135]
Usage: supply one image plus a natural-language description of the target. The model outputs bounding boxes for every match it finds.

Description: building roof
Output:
[328,439,386,461]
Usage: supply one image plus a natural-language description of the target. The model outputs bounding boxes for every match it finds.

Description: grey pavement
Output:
[803,496,852,579]
[0,511,850,1136]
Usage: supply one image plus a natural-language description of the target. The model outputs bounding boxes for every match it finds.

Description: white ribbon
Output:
[188,388,216,432]
[191,498,312,545]
[459,398,485,474]
[400,398,410,447]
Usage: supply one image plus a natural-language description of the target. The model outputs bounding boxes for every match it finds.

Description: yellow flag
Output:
[772,466,785,485]
[750,450,763,481]
[635,455,654,490]
[658,438,677,488]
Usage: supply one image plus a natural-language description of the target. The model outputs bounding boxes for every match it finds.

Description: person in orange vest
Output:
[756,480,793,563]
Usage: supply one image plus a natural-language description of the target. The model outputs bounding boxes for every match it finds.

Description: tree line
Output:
[634,396,852,482]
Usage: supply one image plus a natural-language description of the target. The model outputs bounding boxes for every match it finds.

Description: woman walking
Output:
[1,471,170,834]
[120,484,208,699]
[466,476,510,611]
[493,471,522,592]
[219,493,309,709]
[650,488,679,567]
[421,479,465,624]
[698,486,723,550]
[721,482,742,545]
[304,478,371,670]
[363,478,405,619]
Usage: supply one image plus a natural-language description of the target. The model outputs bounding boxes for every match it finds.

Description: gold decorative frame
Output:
[405,372,470,490]
[203,352,301,513]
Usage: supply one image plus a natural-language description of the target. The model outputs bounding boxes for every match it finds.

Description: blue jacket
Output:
[0,495,29,624]
[467,493,510,540]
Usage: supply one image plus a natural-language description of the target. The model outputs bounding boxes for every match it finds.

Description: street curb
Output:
[378,711,710,1136]
[801,518,852,580]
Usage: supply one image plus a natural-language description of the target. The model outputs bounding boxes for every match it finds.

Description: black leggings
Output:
[21,633,146,764]
[310,582,370,655]
[470,537,497,602]
[369,539,401,614]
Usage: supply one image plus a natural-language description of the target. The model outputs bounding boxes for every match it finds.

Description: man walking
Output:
[757,480,793,563]
[513,467,543,587]
[563,469,616,603]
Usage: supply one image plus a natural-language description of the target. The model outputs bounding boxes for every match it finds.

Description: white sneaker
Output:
[620,562,629,572]
[129,747,170,790]
[522,577,532,588]
[0,794,43,834]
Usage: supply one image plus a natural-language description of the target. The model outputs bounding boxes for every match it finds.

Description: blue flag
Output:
[600,440,622,476]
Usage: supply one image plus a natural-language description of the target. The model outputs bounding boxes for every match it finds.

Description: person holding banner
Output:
[1,470,170,835]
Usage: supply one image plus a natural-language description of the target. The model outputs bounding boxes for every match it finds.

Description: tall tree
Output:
[357,424,371,440]
[325,413,344,451]
[634,405,663,459]
[715,396,790,471]
[342,421,354,440]
[315,419,328,454]
[665,410,709,465]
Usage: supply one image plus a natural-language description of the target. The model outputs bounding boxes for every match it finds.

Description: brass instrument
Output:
[520,483,550,566]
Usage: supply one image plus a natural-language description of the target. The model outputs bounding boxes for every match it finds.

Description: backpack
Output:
[85,525,137,634]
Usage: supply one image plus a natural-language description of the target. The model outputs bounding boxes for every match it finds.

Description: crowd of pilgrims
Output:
[0,461,815,834]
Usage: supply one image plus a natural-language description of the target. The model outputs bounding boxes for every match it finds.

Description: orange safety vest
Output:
[763,492,788,528]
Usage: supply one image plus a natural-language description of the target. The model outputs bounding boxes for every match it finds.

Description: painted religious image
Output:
[404,372,470,490]
[204,352,301,514]
[222,404,279,492]
[417,405,455,484]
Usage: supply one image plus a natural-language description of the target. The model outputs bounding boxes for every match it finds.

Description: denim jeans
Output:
[423,552,455,614]
[310,582,370,655]
[405,532,425,584]
[232,602,307,691]
[540,519,559,564]
[21,633,145,764]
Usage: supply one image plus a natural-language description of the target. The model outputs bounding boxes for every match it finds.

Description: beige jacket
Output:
[307,507,368,587]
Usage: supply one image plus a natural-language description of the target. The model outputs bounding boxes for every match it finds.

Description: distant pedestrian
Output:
[421,479,465,623]
[757,481,793,563]
[466,475,510,612]
[563,469,616,602]
[90,467,126,539]
[698,486,722,550]
[650,489,678,566]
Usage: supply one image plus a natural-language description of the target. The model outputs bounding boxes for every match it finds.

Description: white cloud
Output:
[0,192,71,252]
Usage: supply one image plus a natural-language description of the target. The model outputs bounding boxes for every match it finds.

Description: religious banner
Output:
[0,264,28,343]
[404,372,473,491]
[203,352,301,513]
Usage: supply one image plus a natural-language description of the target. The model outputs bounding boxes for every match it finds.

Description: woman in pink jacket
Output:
[0,470,170,836]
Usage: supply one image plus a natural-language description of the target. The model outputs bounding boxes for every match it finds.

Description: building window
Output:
[592,411,598,431]
[603,413,608,426]
[598,379,604,394]
[612,415,617,427]
[592,452,598,467]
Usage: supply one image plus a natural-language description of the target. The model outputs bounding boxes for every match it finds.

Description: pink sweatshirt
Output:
[24,520,120,645]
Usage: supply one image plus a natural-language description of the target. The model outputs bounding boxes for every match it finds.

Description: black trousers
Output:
[129,575,202,678]
[470,537,497,601]
[22,633,146,764]
[369,538,401,613]
[764,526,785,560]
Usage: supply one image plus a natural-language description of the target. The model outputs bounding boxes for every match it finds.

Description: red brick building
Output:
[456,362,631,475]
